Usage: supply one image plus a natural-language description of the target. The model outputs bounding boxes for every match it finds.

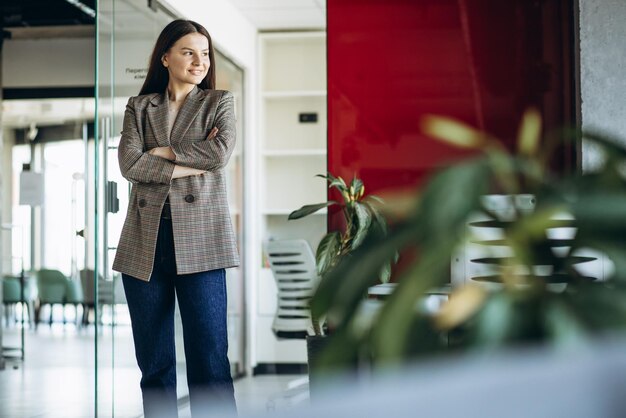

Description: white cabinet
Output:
[254,32,327,368]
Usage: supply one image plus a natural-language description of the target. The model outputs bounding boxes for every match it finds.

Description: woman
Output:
[112,19,239,418]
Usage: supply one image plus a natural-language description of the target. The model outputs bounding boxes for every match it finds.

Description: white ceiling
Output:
[227,0,326,30]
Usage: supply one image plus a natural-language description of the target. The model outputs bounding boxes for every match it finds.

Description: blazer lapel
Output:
[146,91,170,147]
[170,85,205,146]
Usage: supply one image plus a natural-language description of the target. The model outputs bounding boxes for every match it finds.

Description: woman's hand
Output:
[148,146,176,161]
[172,165,207,179]
[207,127,219,140]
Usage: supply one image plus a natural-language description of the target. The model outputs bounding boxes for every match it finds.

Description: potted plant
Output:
[288,172,392,393]
[308,110,626,369]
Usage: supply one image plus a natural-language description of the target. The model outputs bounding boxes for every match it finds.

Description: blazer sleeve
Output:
[118,96,176,184]
[171,90,236,172]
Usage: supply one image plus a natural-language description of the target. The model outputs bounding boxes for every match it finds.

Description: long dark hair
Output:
[139,19,216,95]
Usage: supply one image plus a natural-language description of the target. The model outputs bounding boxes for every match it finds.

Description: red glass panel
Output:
[328,0,575,233]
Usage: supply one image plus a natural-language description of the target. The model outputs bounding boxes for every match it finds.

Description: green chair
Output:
[2,275,36,327]
[35,269,69,327]
[79,269,123,325]
[80,269,97,325]
[65,278,84,327]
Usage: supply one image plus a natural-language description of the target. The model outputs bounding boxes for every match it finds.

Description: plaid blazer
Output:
[112,86,240,281]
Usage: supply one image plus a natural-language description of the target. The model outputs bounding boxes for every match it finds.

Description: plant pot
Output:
[306,335,330,400]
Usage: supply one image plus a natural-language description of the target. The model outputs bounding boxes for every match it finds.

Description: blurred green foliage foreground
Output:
[310,110,626,369]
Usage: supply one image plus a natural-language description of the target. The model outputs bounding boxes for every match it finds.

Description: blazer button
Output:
[138,199,147,208]
[185,194,195,203]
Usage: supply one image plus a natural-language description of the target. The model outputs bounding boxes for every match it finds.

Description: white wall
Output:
[580,0,626,170]
[166,0,257,71]
[163,0,260,375]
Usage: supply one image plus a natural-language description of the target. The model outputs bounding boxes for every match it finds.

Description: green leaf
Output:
[572,194,626,238]
[316,232,342,276]
[505,205,570,269]
[316,172,338,182]
[350,177,364,196]
[564,282,626,330]
[311,222,419,328]
[313,323,362,370]
[379,261,392,283]
[351,202,372,248]
[517,108,542,157]
[316,173,347,191]
[322,172,348,191]
[366,195,386,205]
[329,178,348,192]
[544,299,589,347]
[472,293,515,347]
[312,158,491,350]
[288,201,337,220]
[361,200,393,282]
[367,160,492,360]
[421,115,486,148]
[484,149,519,195]
[307,117,626,367]
[418,157,491,236]
[371,238,455,361]
[362,200,387,235]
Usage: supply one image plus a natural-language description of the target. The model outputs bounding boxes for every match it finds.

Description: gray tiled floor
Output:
[0,324,307,417]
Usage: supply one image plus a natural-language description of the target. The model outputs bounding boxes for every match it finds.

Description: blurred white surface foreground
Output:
[252,337,626,418]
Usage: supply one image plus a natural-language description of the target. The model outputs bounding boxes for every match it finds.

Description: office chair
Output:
[80,269,126,325]
[2,275,36,327]
[34,269,69,327]
[264,239,319,339]
[65,278,84,327]
[264,239,319,407]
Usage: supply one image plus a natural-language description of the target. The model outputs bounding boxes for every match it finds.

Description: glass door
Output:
[95,2,245,416]
[95,2,174,416]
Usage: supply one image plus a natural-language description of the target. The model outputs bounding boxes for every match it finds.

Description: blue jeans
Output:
[122,213,236,418]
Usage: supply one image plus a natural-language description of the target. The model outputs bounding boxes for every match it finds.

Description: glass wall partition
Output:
[95,1,245,415]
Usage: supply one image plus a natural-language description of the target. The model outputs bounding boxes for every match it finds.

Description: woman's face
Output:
[162,32,210,87]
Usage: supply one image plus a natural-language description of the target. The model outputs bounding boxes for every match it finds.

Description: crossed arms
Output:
[118,91,236,184]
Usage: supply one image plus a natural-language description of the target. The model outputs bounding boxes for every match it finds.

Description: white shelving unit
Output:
[254,31,327,369]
